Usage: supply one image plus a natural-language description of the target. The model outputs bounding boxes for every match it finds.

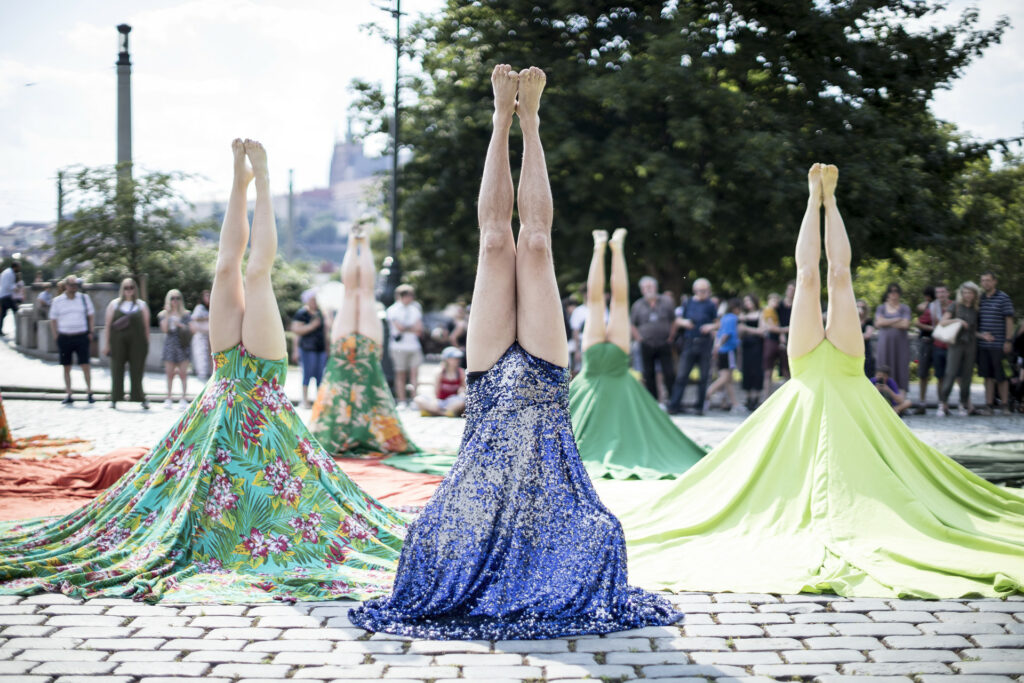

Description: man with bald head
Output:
[49,275,95,405]
[667,278,718,415]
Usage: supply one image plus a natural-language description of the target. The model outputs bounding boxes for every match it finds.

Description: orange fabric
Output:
[334,458,443,507]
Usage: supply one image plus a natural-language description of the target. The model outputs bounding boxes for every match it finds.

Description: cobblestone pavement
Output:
[3,340,1024,681]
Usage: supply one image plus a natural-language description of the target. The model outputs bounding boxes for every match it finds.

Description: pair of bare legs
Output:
[706,358,738,410]
[787,164,863,360]
[331,227,381,346]
[581,229,630,355]
[164,360,188,404]
[467,65,567,372]
[208,139,287,361]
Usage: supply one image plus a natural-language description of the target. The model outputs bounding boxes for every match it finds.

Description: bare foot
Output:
[821,164,838,199]
[610,227,627,248]
[491,64,518,121]
[232,138,254,186]
[593,229,608,248]
[516,66,545,120]
[807,163,823,204]
[244,139,269,182]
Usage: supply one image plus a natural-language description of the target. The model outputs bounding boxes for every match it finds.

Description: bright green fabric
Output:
[382,451,459,476]
[0,344,407,603]
[569,343,706,479]
[623,341,1024,598]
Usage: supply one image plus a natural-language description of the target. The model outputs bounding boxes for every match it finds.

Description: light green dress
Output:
[623,341,1024,598]
[569,343,706,479]
[0,344,407,603]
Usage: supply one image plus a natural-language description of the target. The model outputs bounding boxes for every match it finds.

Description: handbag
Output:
[176,322,193,347]
[111,302,137,331]
[933,319,964,345]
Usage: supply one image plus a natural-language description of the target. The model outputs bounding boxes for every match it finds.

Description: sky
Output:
[0,0,1022,227]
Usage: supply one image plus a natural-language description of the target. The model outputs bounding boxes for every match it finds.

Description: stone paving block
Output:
[869,648,960,662]
[525,653,597,665]
[753,664,838,677]
[667,593,713,603]
[366,632,414,642]
[31,663,117,675]
[280,627,365,640]
[714,593,779,603]
[952,661,1024,675]
[613,625,684,638]
[971,634,1024,648]
[0,607,39,615]
[1,626,57,638]
[205,627,281,640]
[22,594,81,605]
[0,597,25,605]
[270,652,365,666]
[180,606,248,616]
[869,610,937,622]
[106,651,181,662]
[294,665,389,679]
[14,650,106,662]
[38,606,104,615]
[209,663,292,678]
[493,639,566,653]
[307,606,351,618]
[815,676,912,683]
[733,637,803,650]
[781,594,845,603]
[188,616,253,628]
[244,606,302,616]
[434,680,521,683]
[683,624,765,638]
[255,615,322,628]
[0,676,53,683]
[641,663,747,677]
[716,612,792,624]
[805,636,883,650]
[831,599,890,612]
[543,663,635,679]
[784,649,866,664]
[759,602,826,614]
[937,611,1016,623]
[840,662,952,675]
[1005,622,1024,634]
[673,602,754,613]
[882,634,972,649]
[690,651,781,665]
[3,637,83,650]
[919,622,1006,635]
[606,650,689,665]
[140,679,232,683]
[407,640,491,654]
[889,599,971,611]
[715,677,777,683]
[968,601,1024,612]
[114,661,211,676]
[766,623,837,638]
[652,636,729,652]
[243,640,333,652]
[133,626,205,639]
[0,616,46,626]
[47,616,127,629]
[834,622,921,636]
[105,606,180,617]
[677,613,715,625]
[459,665,541,679]
[919,676,1018,683]
[162,638,247,651]
[81,638,165,651]
[0,661,36,674]
[435,654,522,666]
[961,648,1024,661]
[323,616,355,629]
[52,627,134,640]
[795,612,871,623]
[54,677,134,683]
[331,641,405,654]
[575,637,652,651]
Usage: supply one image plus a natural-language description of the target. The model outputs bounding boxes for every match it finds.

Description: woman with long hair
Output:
[102,278,150,409]
[937,281,981,416]
[158,288,191,407]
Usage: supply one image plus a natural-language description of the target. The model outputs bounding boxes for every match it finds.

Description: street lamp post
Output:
[381,0,403,303]
[116,24,133,179]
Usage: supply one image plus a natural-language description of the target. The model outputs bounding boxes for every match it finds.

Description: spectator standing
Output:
[291,288,329,409]
[49,276,95,404]
[857,298,876,378]
[977,270,1015,414]
[761,292,784,392]
[929,284,951,400]
[158,289,191,408]
[915,286,938,412]
[630,276,676,400]
[190,289,213,381]
[874,283,911,392]
[937,281,981,416]
[0,260,22,336]
[706,297,742,412]
[738,294,764,410]
[101,278,150,409]
[667,278,718,415]
[386,284,424,407]
[873,365,913,416]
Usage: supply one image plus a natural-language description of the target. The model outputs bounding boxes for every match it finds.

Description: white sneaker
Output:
[937,406,948,417]
[957,407,969,417]
[177,399,188,408]
[163,399,173,409]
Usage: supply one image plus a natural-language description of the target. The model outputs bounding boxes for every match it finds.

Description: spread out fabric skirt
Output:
[0,344,407,603]
[350,343,681,639]
[309,334,423,459]
[569,343,706,479]
[623,341,1024,598]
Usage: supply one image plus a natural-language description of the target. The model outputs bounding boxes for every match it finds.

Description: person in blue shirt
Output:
[706,298,742,411]
[667,278,718,415]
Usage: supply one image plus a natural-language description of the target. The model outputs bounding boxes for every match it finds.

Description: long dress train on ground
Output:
[0,344,407,603]
[350,343,681,639]
[570,343,705,479]
[623,341,1024,598]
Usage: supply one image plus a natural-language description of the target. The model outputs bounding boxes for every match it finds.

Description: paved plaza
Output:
[2,338,1024,681]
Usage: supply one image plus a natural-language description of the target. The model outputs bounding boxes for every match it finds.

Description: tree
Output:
[351,0,1009,306]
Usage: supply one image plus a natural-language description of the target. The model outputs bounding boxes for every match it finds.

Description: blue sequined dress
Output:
[350,343,682,639]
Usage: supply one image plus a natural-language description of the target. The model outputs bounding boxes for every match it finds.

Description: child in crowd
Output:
[873,364,913,416]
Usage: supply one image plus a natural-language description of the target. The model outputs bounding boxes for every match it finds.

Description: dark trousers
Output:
[110,329,148,402]
[0,296,15,335]
[639,342,675,400]
[669,335,713,412]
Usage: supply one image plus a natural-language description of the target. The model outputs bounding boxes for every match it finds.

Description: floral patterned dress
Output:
[310,334,421,458]
[0,344,407,603]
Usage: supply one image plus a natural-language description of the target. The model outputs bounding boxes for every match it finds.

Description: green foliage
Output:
[351,0,1009,307]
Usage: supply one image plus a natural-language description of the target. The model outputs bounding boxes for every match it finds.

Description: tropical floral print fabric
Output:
[310,334,420,458]
[0,344,407,603]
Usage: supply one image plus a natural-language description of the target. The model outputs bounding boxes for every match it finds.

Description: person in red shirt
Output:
[415,346,466,417]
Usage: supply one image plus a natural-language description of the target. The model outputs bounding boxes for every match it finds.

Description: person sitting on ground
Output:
[872,364,913,416]
[415,346,466,417]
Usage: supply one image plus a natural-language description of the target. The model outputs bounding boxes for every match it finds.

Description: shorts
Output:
[300,348,328,387]
[57,332,91,366]
[390,347,423,373]
[977,347,1007,381]
[717,349,736,371]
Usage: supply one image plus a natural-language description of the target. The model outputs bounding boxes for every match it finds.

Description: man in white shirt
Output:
[0,260,22,336]
[386,284,424,406]
[49,276,96,404]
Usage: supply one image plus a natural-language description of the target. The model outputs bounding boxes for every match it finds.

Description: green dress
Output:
[310,334,422,458]
[623,341,1024,598]
[569,343,706,479]
[0,344,406,603]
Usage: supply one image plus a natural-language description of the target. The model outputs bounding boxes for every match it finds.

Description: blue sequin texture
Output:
[350,343,682,639]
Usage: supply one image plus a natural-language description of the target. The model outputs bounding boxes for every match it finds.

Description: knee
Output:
[244,261,273,282]
[215,258,241,280]
[827,265,851,287]
[795,266,820,289]
[479,228,514,254]
[521,229,551,254]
